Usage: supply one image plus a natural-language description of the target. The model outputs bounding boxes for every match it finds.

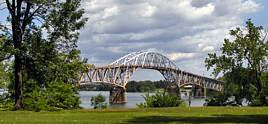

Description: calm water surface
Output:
[79,91,205,108]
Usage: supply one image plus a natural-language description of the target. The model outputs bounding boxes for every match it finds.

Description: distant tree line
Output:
[80,80,171,92]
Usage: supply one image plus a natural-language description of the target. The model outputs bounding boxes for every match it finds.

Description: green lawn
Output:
[1,107,268,124]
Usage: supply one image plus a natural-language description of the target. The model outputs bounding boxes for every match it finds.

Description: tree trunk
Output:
[12,16,23,110]
[14,55,23,109]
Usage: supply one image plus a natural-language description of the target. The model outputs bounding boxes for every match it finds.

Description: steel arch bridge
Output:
[79,50,223,103]
[80,50,223,90]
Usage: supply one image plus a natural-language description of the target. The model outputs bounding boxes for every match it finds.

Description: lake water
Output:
[79,91,205,108]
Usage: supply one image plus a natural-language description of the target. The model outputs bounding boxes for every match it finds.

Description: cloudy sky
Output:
[0,0,267,81]
[78,0,268,80]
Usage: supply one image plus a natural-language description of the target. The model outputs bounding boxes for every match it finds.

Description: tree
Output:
[91,94,107,109]
[0,0,87,109]
[205,19,268,105]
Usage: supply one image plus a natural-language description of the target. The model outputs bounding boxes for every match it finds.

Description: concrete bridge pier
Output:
[193,86,206,98]
[167,84,181,98]
[109,87,127,104]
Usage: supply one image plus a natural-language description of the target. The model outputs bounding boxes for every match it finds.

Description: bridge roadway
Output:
[79,50,223,104]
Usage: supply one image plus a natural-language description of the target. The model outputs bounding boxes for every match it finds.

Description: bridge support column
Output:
[204,86,207,98]
[109,87,127,104]
[167,84,181,98]
[193,86,203,97]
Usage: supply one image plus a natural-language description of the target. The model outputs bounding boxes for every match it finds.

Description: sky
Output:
[78,0,268,80]
[0,0,268,81]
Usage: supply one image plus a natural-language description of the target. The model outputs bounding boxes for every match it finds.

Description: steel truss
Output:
[79,50,223,91]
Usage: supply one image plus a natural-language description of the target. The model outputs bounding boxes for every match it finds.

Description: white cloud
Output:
[177,1,215,20]
[102,6,119,19]
[167,52,197,61]
[78,0,260,78]
[141,3,157,17]
[239,0,260,13]
[202,46,215,52]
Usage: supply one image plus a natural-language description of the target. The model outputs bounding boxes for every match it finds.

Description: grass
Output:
[1,107,268,124]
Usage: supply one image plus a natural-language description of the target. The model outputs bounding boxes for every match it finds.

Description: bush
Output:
[23,80,47,111]
[204,92,229,106]
[249,94,268,106]
[204,92,240,106]
[23,89,47,111]
[46,81,81,110]
[137,91,184,108]
[91,94,107,109]
[0,93,13,110]
[23,80,80,111]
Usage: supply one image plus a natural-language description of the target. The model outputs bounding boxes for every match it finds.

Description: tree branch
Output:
[21,1,31,34]
[21,4,44,33]
[28,5,43,20]
[0,54,12,62]
[11,0,15,13]
[5,0,14,15]
[244,47,254,69]
[16,0,22,19]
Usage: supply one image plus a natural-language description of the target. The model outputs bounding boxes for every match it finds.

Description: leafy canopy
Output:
[0,0,88,109]
[205,19,268,105]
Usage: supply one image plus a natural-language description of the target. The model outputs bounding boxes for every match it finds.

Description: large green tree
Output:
[205,19,268,105]
[0,0,87,109]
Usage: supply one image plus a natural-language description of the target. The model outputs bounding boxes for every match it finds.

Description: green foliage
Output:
[205,19,268,105]
[0,61,12,88]
[46,81,81,110]
[0,0,88,109]
[1,0,87,109]
[91,94,107,109]
[0,62,13,110]
[262,72,268,96]
[0,64,7,88]
[137,91,184,108]
[0,35,13,61]
[127,80,157,92]
[23,80,47,111]
[204,92,231,106]
[0,93,13,110]
[249,96,267,106]
[23,80,80,111]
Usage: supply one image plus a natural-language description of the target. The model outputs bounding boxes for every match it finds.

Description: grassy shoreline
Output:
[1,107,268,124]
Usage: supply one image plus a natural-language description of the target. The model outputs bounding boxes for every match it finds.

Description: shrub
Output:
[204,92,239,106]
[0,93,13,110]
[23,80,80,111]
[137,91,184,108]
[23,80,47,111]
[249,94,268,106]
[91,94,107,109]
[204,92,228,106]
[46,81,81,110]
[23,89,47,111]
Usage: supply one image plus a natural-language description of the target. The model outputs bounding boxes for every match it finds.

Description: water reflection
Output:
[79,91,205,108]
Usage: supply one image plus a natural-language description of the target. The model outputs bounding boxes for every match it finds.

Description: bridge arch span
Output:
[79,50,223,103]
[110,50,177,70]
[80,50,180,88]
[79,50,223,91]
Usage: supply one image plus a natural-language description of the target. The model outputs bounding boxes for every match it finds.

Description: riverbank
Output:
[79,91,206,108]
[1,107,268,123]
